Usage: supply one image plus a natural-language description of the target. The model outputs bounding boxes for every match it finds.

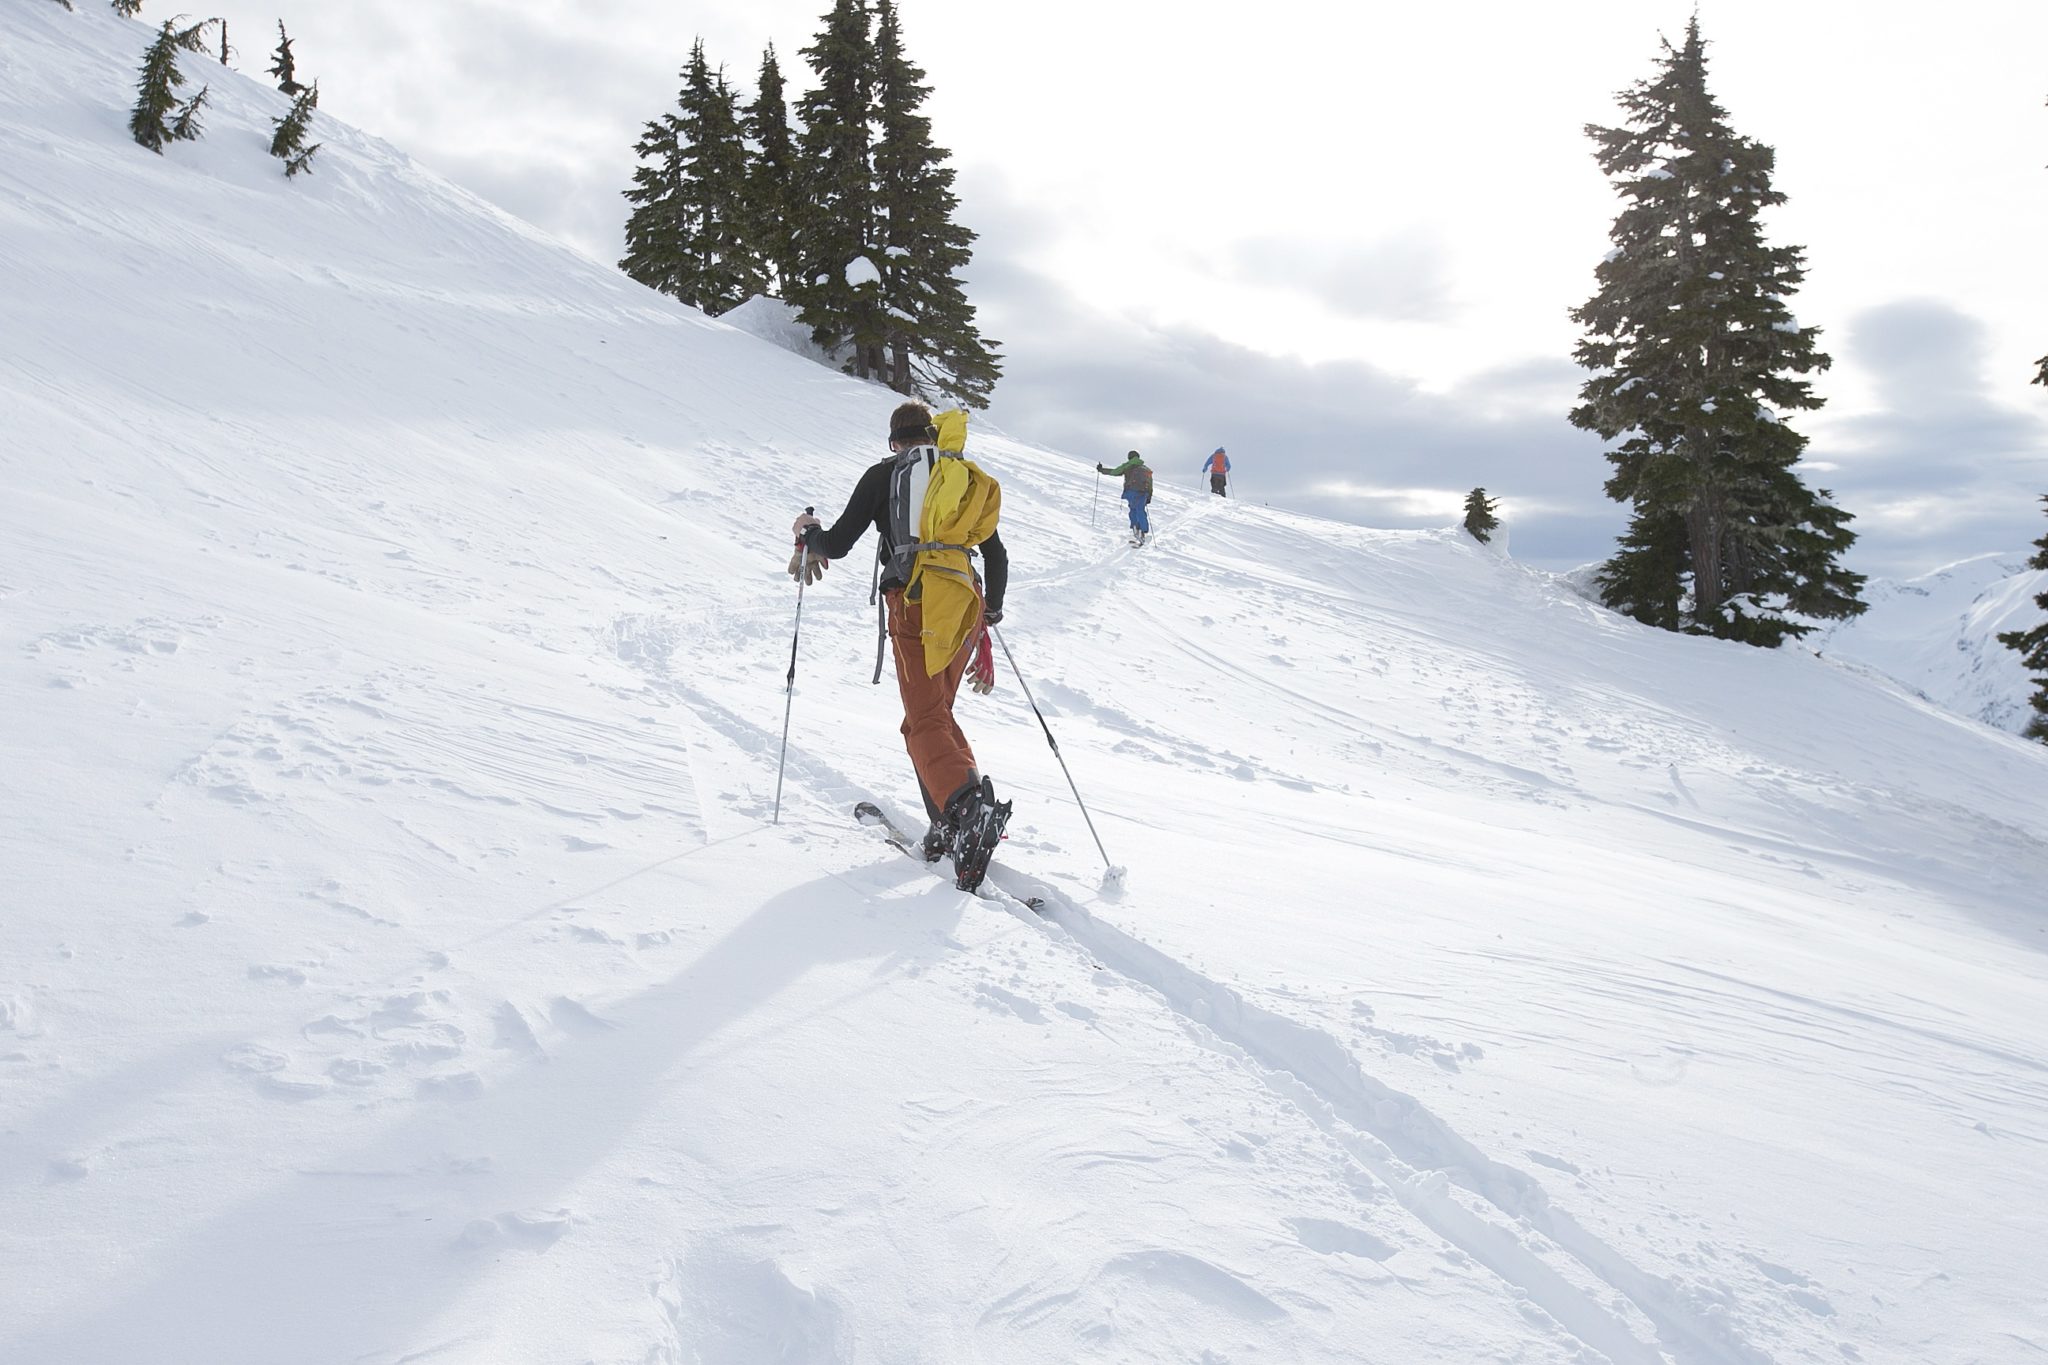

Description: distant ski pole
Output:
[772,508,815,826]
[1090,469,1101,528]
[990,624,1120,879]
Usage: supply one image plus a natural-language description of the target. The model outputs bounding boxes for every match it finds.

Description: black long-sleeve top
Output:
[805,456,1008,614]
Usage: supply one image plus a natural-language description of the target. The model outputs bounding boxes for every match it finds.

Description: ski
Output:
[854,801,1042,911]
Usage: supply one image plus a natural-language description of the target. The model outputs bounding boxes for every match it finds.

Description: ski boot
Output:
[917,822,948,863]
[944,776,1012,892]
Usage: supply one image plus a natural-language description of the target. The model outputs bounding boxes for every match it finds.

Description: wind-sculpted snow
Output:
[3,5,2047,1364]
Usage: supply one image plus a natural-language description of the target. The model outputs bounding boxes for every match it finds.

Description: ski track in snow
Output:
[605,526,1784,1365]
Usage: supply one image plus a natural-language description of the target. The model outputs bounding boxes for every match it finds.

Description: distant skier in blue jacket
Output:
[1202,447,1231,496]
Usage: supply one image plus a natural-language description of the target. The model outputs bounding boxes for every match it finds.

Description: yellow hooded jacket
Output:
[909,456,1001,676]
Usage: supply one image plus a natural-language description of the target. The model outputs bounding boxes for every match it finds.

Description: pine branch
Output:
[169,83,208,141]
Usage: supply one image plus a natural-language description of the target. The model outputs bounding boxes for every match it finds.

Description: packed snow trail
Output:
[5,6,2048,1364]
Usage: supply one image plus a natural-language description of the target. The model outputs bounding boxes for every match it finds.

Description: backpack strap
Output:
[869,547,886,685]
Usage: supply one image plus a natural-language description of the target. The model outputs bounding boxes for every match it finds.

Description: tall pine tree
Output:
[618,42,765,316]
[1571,19,1863,646]
[1996,498,2048,742]
[868,0,1000,407]
[792,0,886,380]
[744,44,801,294]
[618,105,688,298]
[677,48,767,314]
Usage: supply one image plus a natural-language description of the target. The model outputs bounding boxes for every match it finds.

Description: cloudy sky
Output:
[197,0,2046,575]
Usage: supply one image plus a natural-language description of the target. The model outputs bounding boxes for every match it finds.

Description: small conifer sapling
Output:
[112,0,143,16]
[269,82,321,177]
[1995,496,2048,743]
[1463,488,1501,544]
[129,17,214,153]
[269,21,304,95]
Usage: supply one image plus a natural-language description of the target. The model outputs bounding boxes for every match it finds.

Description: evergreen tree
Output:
[50,1,76,14]
[618,42,765,316]
[217,19,232,68]
[1462,488,1501,543]
[269,21,304,96]
[1996,497,2048,742]
[868,0,1000,407]
[1570,19,1863,646]
[129,17,212,153]
[677,49,768,314]
[792,0,886,380]
[168,80,209,141]
[269,82,321,177]
[619,104,689,298]
[744,44,801,293]
[111,0,142,16]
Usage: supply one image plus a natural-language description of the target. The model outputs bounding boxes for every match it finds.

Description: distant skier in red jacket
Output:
[1202,447,1231,496]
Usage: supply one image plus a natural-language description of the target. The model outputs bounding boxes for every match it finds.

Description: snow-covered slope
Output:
[1813,553,2046,736]
[5,8,2047,1365]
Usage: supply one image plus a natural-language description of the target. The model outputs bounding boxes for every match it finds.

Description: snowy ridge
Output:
[4,7,2048,1365]
[1813,552,2046,735]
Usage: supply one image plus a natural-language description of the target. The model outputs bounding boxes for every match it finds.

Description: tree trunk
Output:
[1685,428,1724,627]
[888,331,910,395]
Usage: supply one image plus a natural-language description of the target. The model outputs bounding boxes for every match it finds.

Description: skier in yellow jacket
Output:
[789,402,1012,889]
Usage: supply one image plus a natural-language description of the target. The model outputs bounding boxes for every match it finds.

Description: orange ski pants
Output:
[886,588,983,822]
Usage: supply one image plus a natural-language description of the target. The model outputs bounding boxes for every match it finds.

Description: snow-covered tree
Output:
[1570,18,1863,647]
[791,0,886,380]
[111,0,142,16]
[269,21,304,96]
[1463,488,1501,543]
[269,82,320,178]
[868,0,1000,407]
[743,44,801,294]
[129,17,212,153]
[1997,497,2048,742]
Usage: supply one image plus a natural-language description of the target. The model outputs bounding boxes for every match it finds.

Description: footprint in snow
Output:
[456,1209,573,1253]
[1286,1217,1397,1262]
[972,983,1045,1024]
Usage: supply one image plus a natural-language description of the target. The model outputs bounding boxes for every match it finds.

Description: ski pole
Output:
[990,624,1119,877]
[772,508,815,826]
[1090,470,1101,528]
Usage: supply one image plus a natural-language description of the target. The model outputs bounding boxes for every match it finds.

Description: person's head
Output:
[1128,449,1144,464]
[888,401,938,451]
[1213,447,1226,456]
